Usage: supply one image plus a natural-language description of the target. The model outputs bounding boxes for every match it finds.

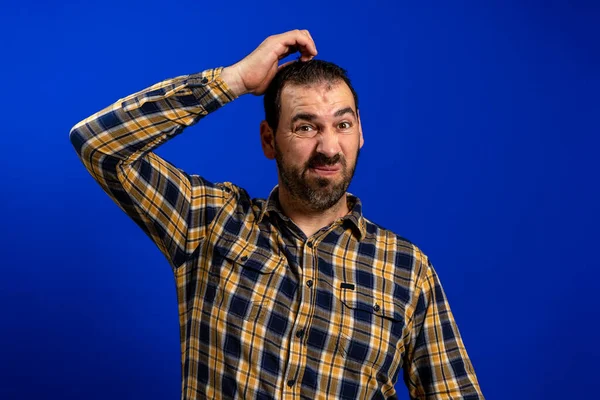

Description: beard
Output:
[274,141,360,212]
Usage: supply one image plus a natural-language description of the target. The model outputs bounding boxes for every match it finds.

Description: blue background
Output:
[1,1,598,399]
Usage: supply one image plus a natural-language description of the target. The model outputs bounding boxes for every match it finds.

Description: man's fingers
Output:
[302,30,315,48]
[298,30,317,60]
[299,30,317,60]
[277,29,317,61]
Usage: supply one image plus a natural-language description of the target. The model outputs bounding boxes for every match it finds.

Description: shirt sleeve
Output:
[69,68,238,269]
[403,259,484,399]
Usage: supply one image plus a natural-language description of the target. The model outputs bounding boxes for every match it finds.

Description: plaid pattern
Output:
[70,68,484,399]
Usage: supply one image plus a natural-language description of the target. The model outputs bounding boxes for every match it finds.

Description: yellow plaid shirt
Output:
[70,68,483,399]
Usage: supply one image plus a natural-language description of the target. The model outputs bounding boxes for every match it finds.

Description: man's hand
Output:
[221,30,318,97]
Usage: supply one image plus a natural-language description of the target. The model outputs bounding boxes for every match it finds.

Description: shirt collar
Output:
[258,185,367,241]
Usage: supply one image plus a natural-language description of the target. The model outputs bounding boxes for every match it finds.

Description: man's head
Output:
[260,60,364,212]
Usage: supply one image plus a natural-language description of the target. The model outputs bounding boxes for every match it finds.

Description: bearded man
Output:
[70,29,483,400]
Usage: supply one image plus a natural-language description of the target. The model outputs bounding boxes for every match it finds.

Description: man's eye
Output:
[338,122,352,129]
[297,125,314,132]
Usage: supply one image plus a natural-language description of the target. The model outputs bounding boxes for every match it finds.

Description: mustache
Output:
[307,153,345,168]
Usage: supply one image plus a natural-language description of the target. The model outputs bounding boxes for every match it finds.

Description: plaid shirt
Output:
[70,68,483,399]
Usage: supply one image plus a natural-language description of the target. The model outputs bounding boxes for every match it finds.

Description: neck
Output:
[278,186,350,239]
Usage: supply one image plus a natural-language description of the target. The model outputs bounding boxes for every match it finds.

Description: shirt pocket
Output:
[208,232,284,323]
[335,281,406,374]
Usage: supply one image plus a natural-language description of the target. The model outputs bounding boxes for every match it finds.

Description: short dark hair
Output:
[263,59,359,132]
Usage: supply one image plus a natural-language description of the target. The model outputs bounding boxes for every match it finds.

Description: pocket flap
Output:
[214,232,282,274]
[337,282,404,321]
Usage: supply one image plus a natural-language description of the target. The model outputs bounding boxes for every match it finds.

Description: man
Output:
[70,30,483,399]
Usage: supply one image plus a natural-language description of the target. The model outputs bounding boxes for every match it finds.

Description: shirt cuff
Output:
[188,67,239,105]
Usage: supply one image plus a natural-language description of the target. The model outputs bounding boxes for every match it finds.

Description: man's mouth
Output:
[312,165,339,171]
[310,164,341,175]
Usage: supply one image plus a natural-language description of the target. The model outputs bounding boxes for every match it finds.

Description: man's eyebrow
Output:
[334,107,356,118]
[291,107,356,124]
[291,113,317,124]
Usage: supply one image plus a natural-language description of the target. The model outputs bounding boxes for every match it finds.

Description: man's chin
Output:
[306,169,343,183]
[306,176,337,190]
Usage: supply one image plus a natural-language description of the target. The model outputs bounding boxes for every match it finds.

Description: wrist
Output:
[221,65,248,97]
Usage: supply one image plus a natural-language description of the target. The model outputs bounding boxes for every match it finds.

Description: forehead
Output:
[279,81,356,116]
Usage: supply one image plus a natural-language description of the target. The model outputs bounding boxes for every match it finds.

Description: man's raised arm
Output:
[69,30,317,269]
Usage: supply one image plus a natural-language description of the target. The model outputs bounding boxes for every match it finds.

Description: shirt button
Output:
[306,280,313,287]
[373,303,381,312]
[296,329,304,338]
[201,77,209,84]
[307,241,313,248]
[287,379,295,387]
[240,255,248,262]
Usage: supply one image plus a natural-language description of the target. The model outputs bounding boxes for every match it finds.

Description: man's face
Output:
[272,80,364,212]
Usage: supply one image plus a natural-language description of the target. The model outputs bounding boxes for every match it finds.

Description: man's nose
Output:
[315,128,341,159]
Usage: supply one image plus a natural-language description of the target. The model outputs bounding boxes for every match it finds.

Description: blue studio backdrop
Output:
[1,1,598,399]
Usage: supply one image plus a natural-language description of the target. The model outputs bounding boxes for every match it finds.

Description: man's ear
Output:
[260,120,276,159]
[358,109,364,149]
